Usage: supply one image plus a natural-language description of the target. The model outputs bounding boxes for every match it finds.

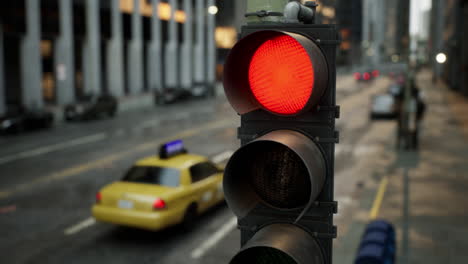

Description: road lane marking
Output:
[114,128,125,137]
[335,144,352,155]
[64,217,96,235]
[335,144,379,157]
[337,196,352,205]
[354,146,379,156]
[0,133,107,165]
[0,119,232,199]
[191,217,237,259]
[369,176,389,220]
[335,196,351,219]
[211,150,233,164]
[172,112,191,120]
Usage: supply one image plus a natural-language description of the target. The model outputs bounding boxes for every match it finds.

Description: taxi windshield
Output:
[122,166,180,187]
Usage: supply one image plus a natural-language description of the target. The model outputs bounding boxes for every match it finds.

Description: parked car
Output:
[0,106,54,134]
[154,89,190,105]
[154,86,215,105]
[64,94,118,121]
[370,94,398,120]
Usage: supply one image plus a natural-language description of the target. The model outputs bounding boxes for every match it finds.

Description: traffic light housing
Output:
[223,22,340,264]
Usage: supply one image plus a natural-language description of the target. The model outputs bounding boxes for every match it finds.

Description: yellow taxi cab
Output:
[92,140,224,231]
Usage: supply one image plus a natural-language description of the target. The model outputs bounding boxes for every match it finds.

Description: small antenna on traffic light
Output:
[304,1,319,23]
[284,1,318,24]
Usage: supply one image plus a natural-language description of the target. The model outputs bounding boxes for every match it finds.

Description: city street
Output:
[0,75,393,263]
[1,0,467,263]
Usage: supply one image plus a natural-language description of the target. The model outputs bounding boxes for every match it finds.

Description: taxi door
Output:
[189,161,222,213]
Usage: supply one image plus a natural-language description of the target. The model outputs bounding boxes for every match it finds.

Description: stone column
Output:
[147,0,163,92]
[83,0,101,95]
[206,0,216,87]
[165,0,179,89]
[362,0,386,65]
[127,0,144,94]
[21,0,43,109]
[193,0,205,89]
[0,24,5,115]
[180,0,193,91]
[55,0,75,105]
[107,0,125,97]
[432,0,445,79]
[374,0,386,64]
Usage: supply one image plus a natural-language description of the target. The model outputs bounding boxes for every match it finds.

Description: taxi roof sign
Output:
[159,140,187,159]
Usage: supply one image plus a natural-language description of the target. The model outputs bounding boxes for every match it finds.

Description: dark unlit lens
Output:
[247,142,310,209]
[231,247,297,264]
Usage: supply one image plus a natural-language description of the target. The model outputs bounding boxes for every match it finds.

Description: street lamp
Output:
[208,5,218,15]
[436,53,447,64]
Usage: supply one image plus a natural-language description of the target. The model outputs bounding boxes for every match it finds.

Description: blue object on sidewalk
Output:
[364,220,395,236]
[355,244,387,264]
[355,220,396,264]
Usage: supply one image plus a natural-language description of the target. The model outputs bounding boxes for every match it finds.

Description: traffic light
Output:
[222,7,340,264]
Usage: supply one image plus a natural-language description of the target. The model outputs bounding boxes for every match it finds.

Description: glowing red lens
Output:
[363,72,371,81]
[248,34,314,115]
[372,70,380,77]
[354,72,361,80]
[96,192,102,203]
[153,198,166,210]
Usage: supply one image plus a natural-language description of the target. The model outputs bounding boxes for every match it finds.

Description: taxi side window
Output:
[190,162,219,183]
[122,166,180,187]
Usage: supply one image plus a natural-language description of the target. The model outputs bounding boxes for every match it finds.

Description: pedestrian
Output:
[410,83,426,149]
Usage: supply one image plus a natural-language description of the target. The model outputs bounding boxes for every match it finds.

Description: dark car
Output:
[154,89,192,105]
[154,85,215,105]
[64,94,118,121]
[0,106,54,134]
[388,83,403,97]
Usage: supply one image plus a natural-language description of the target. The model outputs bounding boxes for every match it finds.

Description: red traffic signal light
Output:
[224,31,329,116]
[249,34,314,115]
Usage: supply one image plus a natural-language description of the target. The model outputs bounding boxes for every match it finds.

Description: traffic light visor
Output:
[230,224,324,264]
[224,130,326,218]
[224,30,328,116]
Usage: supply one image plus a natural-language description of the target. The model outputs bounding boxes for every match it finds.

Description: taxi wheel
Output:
[182,204,198,231]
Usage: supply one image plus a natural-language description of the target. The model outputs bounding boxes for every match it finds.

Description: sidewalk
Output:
[335,69,468,263]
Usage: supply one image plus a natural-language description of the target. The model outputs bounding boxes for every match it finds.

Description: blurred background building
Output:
[1,0,468,117]
[430,0,468,95]
[310,0,409,67]
[0,0,218,116]
[361,0,409,66]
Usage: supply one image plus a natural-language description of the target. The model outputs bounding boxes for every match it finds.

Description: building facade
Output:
[0,0,217,116]
[430,0,468,95]
[362,0,409,65]
[300,0,363,66]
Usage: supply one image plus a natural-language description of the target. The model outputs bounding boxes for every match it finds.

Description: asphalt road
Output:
[0,75,395,264]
